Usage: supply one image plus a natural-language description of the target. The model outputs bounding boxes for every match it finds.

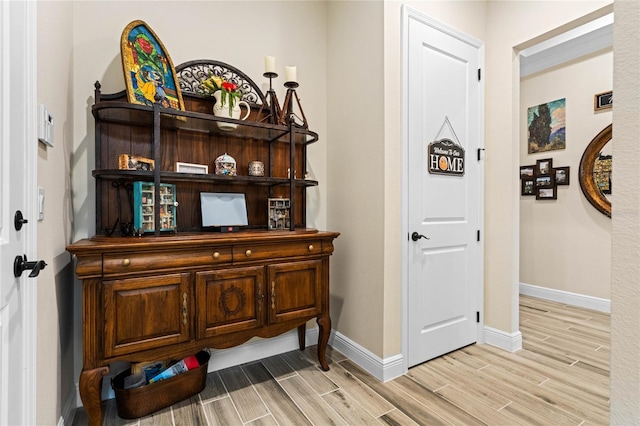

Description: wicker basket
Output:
[112,350,210,419]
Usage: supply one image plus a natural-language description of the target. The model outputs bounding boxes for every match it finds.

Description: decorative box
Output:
[119,154,155,171]
[133,182,177,233]
[268,198,290,230]
[248,161,265,177]
[214,153,237,176]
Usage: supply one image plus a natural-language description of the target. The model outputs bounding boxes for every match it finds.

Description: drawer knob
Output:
[245,249,252,257]
[213,252,220,260]
[122,259,130,267]
[308,244,314,252]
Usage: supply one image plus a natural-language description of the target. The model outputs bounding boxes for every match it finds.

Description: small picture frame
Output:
[520,165,535,179]
[521,178,535,196]
[176,162,208,174]
[594,91,612,111]
[536,158,553,176]
[537,187,557,200]
[554,166,570,185]
[535,175,555,188]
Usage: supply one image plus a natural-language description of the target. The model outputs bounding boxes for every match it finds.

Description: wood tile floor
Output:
[73,296,610,425]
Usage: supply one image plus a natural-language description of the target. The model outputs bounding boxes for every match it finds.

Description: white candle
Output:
[264,56,275,73]
[285,66,297,83]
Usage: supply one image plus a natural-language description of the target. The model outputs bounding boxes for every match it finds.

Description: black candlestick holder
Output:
[279,81,308,128]
[258,72,283,125]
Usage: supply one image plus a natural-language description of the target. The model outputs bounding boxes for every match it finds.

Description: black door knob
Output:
[14,254,47,278]
[411,232,430,241]
[14,210,28,231]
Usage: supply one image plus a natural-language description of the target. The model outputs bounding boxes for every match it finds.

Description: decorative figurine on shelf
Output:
[203,74,250,131]
[268,197,291,230]
[214,153,237,176]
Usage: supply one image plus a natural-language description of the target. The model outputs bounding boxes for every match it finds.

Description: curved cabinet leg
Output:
[79,366,109,426]
[297,324,306,350]
[316,315,331,371]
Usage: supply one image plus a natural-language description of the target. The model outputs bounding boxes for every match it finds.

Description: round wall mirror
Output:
[579,124,612,217]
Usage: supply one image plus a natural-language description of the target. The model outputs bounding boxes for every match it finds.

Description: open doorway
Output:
[517,12,613,312]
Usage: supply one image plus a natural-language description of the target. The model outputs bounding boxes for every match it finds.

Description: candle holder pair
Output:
[259,72,308,128]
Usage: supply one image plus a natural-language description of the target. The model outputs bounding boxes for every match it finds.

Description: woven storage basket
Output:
[112,350,210,419]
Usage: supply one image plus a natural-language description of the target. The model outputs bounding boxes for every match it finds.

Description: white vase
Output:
[212,90,250,131]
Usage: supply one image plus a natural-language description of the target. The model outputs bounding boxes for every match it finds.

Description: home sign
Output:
[428,138,465,176]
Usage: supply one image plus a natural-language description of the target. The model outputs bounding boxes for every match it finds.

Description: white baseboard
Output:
[59,386,78,425]
[329,331,405,382]
[520,282,610,313]
[205,327,320,372]
[483,326,523,352]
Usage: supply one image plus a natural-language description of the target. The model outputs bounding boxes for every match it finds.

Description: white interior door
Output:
[405,10,483,367]
[0,1,37,424]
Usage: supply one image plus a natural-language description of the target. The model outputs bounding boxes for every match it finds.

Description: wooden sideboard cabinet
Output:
[67,230,338,425]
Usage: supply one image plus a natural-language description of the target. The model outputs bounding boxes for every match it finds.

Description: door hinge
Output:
[477,230,480,241]
[477,148,485,161]
[476,311,480,323]
[478,68,481,81]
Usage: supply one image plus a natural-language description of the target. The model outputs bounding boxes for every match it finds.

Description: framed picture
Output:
[536,158,553,176]
[594,91,612,111]
[527,98,566,153]
[520,165,535,179]
[537,187,557,200]
[121,20,184,110]
[535,175,555,188]
[554,166,570,185]
[521,178,535,196]
[176,162,208,174]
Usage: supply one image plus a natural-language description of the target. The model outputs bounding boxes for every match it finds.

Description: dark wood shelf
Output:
[92,169,319,187]
[93,61,315,235]
[92,101,318,145]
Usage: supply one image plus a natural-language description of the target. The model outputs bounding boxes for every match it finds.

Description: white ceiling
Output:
[520,14,613,78]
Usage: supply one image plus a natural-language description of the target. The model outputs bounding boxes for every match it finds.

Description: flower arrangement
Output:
[202,74,242,116]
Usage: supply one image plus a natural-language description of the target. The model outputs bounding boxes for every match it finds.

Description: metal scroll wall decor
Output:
[175,59,267,106]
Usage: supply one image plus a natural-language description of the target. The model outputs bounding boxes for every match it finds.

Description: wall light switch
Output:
[38,104,54,147]
[38,187,45,221]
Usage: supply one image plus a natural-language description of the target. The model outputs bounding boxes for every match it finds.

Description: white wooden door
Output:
[405,9,483,367]
[0,1,37,424]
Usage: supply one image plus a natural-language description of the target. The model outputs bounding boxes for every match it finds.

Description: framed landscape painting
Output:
[121,20,184,110]
[527,98,566,154]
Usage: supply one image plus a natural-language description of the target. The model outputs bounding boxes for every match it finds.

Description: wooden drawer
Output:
[103,247,232,275]
[233,240,320,263]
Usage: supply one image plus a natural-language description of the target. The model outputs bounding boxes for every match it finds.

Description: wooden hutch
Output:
[67,60,339,425]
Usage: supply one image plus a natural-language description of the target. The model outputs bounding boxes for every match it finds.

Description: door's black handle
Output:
[14,210,28,231]
[13,254,47,278]
[411,232,430,241]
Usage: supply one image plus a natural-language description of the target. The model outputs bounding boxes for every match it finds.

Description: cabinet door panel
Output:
[195,267,264,338]
[103,273,190,358]
[267,260,322,324]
